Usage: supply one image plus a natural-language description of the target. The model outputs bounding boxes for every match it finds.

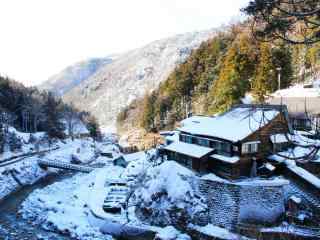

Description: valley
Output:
[2,1,320,239]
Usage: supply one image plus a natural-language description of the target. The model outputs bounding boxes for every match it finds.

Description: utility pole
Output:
[277,67,282,91]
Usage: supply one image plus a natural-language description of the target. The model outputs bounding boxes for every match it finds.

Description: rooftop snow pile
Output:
[134,161,207,228]
[179,107,280,142]
[136,161,194,202]
[270,134,290,144]
[164,141,213,158]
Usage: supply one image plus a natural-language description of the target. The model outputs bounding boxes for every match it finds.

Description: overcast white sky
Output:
[0,0,249,86]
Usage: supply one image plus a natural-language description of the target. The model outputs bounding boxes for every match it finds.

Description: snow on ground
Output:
[18,148,203,239]
[133,161,207,228]
[0,133,97,201]
[155,226,191,240]
[19,149,156,239]
[20,169,113,240]
[0,127,48,161]
[190,224,252,240]
[88,166,125,221]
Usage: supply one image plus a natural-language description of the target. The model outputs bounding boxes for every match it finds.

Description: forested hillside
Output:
[0,76,99,152]
[117,22,320,136]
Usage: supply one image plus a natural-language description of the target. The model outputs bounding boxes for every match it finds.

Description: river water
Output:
[0,173,74,240]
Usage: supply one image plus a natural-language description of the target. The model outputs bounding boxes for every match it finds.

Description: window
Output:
[185,157,193,169]
[242,142,259,154]
[210,140,232,156]
[198,138,210,147]
[273,142,289,152]
[180,134,186,142]
[186,136,193,144]
[180,134,193,144]
[220,142,231,153]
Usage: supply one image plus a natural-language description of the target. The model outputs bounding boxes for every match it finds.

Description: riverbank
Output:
[0,137,103,239]
[0,171,74,240]
[0,138,96,202]
[20,168,113,240]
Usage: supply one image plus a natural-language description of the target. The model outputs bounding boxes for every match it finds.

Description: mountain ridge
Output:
[58,29,218,129]
[40,57,114,96]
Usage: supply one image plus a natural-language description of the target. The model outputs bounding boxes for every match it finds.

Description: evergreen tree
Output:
[43,92,65,138]
[252,43,277,103]
[210,34,255,113]
[272,43,293,89]
[87,116,101,141]
[0,121,4,153]
[140,92,157,131]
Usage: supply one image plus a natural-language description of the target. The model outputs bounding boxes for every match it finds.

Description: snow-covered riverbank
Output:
[20,170,113,240]
[18,149,196,240]
[18,151,150,240]
[0,137,96,202]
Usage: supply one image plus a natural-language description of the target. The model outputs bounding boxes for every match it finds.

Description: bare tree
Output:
[64,103,79,140]
[243,0,320,45]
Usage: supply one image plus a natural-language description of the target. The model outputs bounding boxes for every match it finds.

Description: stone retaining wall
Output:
[199,178,287,230]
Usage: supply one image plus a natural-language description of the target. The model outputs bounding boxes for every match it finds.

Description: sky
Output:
[0,0,249,86]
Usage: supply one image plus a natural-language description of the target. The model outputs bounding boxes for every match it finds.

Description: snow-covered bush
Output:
[133,161,207,230]
[0,125,4,153]
[7,131,22,152]
[155,226,191,240]
[29,133,37,144]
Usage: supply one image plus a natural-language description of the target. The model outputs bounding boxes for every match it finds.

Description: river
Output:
[0,172,74,240]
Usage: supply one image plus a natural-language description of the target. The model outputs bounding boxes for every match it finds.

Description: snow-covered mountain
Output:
[60,29,217,129]
[40,57,113,96]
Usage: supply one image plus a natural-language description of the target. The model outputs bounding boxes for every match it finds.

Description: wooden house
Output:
[162,104,293,179]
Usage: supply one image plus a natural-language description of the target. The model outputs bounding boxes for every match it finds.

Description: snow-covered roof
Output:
[201,173,228,183]
[269,85,320,114]
[290,195,301,204]
[73,120,90,134]
[179,106,280,142]
[159,131,176,136]
[202,173,289,186]
[164,141,213,158]
[272,84,320,98]
[287,164,320,189]
[210,154,240,164]
[62,119,89,135]
[270,134,289,144]
[264,163,276,171]
[165,131,180,143]
[237,178,289,187]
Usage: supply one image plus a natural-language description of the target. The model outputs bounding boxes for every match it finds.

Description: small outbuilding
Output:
[113,156,128,168]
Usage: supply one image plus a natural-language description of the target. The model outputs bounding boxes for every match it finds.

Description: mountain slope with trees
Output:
[0,76,100,153]
[60,29,217,129]
[117,21,320,147]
